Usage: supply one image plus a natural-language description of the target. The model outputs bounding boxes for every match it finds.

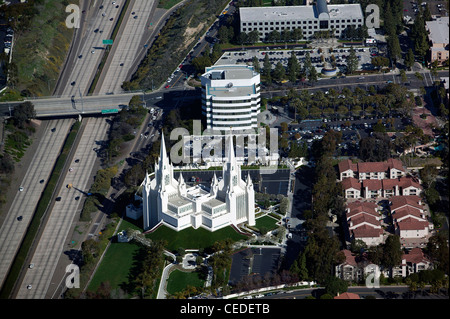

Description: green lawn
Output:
[255,215,279,231]
[87,242,140,293]
[145,225,248,251]
[166,269,205,295]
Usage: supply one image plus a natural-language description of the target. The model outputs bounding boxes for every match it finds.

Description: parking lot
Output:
[173,168,290,196]
[217,46,375,73]
[404,0,448,21]
[229,247,282,286]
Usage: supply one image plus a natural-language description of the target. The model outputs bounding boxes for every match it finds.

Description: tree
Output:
[272,61,286,82]
[291,27,303,42]
[0,153,15,174]
[262,53,272,83]
[426,234,449,274]
[303,51,312,76]
[266,30,280,43]
[420,164,439,188]
[382,235,403,277]
[405,48,415,70]
[12,101,35,128]
[248,30,260,44]
[191,54,212,74]
[346,47,358,74]
[287,51,300,82]
[359,132,392,162]
[324,276,348,296]
[308,66,318,86]
[371,56,390,69]
[251,56,260,73]
[387,35,402,64]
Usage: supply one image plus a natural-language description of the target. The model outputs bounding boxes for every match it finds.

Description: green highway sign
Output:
[103,39,113,45]
[102,109,119,114]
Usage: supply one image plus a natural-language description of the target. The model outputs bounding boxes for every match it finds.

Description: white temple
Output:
[139,133,256,232]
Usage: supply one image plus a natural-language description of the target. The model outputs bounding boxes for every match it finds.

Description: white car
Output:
[19,186,24,192]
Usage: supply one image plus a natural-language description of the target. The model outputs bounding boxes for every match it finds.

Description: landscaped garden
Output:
[145,224,248,251]
[166,269,206,295]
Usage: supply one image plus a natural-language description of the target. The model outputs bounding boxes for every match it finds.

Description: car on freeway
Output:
[17,216,23,221]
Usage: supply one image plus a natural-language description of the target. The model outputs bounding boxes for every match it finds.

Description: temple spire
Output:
[160,132,167,162]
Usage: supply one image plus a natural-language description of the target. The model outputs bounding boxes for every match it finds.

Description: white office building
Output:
[139,133,256,232]
[201,64,261,132]
[239,0,364,40]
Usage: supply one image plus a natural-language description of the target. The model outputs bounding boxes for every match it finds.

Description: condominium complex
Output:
[239,0,364,41]
[201,64,261,132]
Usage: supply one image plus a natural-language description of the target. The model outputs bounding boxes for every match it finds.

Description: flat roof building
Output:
[426,17,449,65]
[201,64,261,132]
[239,0,364,40]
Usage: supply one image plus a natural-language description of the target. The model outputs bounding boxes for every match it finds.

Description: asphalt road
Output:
[60,0,125,97]
[96,0,157,95]
[1,68,446,119]
[260,285,449,299]
[0,119,73,291]
[15,117,110,298]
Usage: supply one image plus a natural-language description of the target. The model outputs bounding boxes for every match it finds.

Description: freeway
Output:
[60,0,126,97]
[15,117,110,298]
[96,0,158,95]
[0,119,73,290]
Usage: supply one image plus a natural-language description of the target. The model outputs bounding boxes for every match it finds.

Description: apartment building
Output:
[345,201,383,247]
[338,158,405,182]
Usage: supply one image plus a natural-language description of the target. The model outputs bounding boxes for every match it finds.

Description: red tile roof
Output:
[341,177,361,190]
[341,249,357,267]
[349,213,380,228]
[399,177,422,190]
[390,196,423,212]
[352,224,383,238]
[396,217,429,231]
[393,206,423,221]
[402,248,430,264]
[358,161,387,173]
[338,158,405,174]
[362,179,382,190]
[382,178,400,190]
[386,158,405,171]
[339,159,357,172]
[334,292,360,299]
